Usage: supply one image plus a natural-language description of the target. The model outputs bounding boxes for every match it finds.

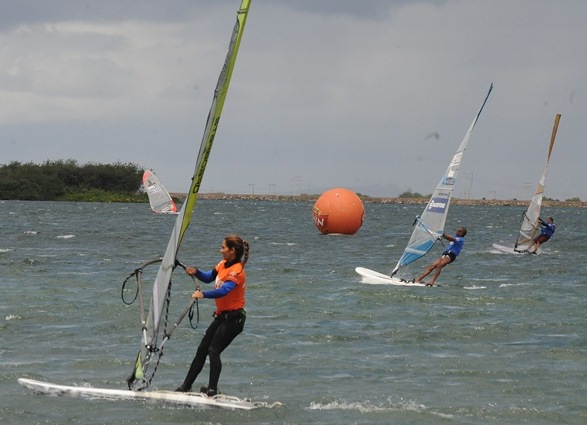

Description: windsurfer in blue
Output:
[415,227,467,286]
[526,216,555,254]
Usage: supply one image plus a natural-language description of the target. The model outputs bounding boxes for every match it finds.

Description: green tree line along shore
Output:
[1,160,583,204]
[0,160,147,202]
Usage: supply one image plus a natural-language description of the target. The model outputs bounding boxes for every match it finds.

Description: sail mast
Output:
[127,0,252,390]
[391,84,493,276]
[514,113,561,249]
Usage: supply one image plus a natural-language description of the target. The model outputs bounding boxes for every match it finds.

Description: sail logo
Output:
[312,206,328,230]
[450,152,463,167]
[427,197,448,213]
[441,177,455,186]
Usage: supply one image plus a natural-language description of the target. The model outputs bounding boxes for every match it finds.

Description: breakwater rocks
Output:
[172,193,586,208]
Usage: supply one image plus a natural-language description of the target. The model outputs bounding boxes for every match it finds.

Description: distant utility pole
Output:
[292,176,302,196]
[523,182,531,198]
[467,170,474,199]
[248,183,255,195]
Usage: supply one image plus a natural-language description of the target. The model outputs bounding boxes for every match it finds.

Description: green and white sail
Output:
[391,84,493,277]
[514,114,560,250]
[127,0,252,390]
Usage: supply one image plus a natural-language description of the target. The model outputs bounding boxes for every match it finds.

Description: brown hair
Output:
[224,235,249,266]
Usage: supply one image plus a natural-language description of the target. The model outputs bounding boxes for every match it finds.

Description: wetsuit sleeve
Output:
[195,269,218,283]
[202,281,237,299]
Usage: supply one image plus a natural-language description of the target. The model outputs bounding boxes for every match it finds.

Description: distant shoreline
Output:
[176,193,587,208]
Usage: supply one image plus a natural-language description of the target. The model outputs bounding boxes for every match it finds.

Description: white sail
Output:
[391,84,493,276]
[126,0,252,390]
[514,114,560,250]
[142,170,178,214]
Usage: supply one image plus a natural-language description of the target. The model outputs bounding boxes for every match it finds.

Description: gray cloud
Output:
[1,0,585,200]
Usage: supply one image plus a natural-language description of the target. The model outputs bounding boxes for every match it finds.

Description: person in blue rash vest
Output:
[526,216,555,254]
[414,227,467,286]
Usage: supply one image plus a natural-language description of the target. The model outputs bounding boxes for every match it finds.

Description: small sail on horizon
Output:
[390,84,493,277]
[142,170,178,214]
[513,114,561,251]
[125,0,252,391]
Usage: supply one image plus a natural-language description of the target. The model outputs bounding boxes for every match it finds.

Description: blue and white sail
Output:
[126,0,252,390]
[390,84,493,277]
[514,114,560,250]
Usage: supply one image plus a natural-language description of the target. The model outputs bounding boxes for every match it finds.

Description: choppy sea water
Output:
[1,199,586,425]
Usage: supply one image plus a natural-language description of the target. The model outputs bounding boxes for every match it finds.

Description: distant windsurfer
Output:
[526,217,555,254]
[175,235,249,396]
[414,227,467,286]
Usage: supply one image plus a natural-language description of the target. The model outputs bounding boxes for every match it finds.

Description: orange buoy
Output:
[312,188,365,235]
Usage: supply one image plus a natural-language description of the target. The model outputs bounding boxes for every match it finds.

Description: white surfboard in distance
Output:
[492,244,539,255]
[355,267,427,286]
[492,244,525,255]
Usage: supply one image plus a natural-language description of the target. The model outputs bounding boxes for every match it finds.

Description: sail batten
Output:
[514,114,560,250]
[127,0,252,390]
[391,84,493,276]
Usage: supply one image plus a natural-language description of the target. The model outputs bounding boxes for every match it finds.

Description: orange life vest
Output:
[213,260,246,314]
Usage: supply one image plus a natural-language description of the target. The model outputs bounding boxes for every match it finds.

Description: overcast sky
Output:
[1,0,585,200]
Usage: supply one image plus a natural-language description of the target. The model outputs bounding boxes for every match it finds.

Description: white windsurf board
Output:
[492,244,537,255]
[18,378,276,410]
[355,267,427,286]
